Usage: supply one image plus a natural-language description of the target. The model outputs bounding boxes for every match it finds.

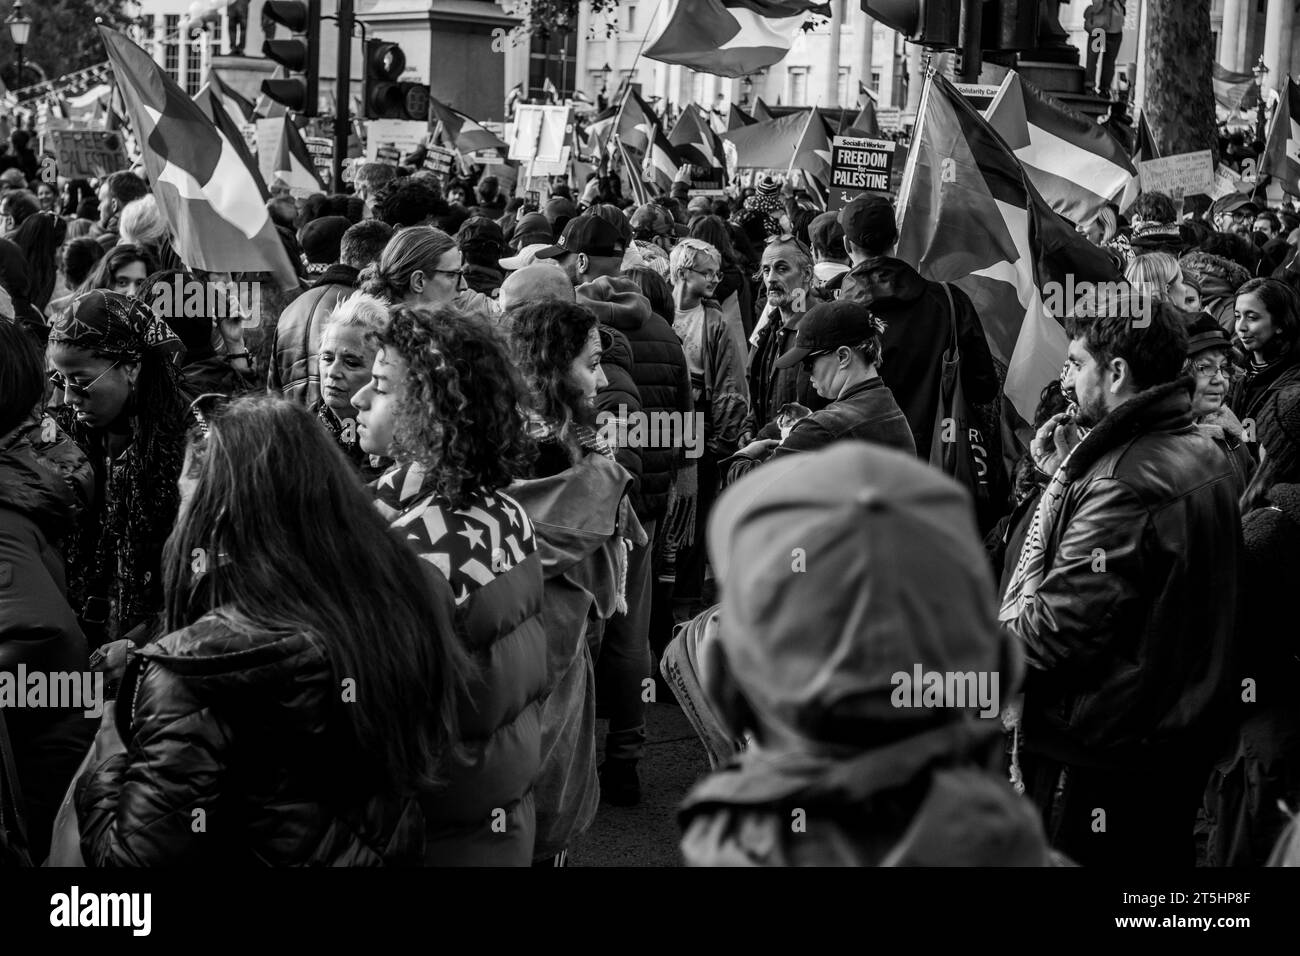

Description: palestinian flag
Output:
[99,26,298,289]
[274,115,325,196]
[428,96,509,155]
[670,103,729,169]
[1260,77,1300,196]
[646,1,830,78]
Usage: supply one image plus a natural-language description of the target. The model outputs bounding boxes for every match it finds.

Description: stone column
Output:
[854,10,873,100]
[1220,0,1246,71]
[1263,0,1294,91]
[823,0,844,106]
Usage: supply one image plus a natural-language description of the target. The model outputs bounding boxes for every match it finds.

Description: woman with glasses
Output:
[76,395,471,866]
[666,238,748,620]
[358,224,494,319]
[351,304,546,865]
[689,214,755,342]
[1184,314,1253,494]
[46,290,191,650]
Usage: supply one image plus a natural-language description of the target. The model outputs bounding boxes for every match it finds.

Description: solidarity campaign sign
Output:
[1138,150,1214,199]
[829,135,896,210]
[46,129,128,179]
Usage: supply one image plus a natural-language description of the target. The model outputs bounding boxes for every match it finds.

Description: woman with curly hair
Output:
[46,290,191,650]
[506,297,646,866]
[351,304,547,865]
[76,395,471,866]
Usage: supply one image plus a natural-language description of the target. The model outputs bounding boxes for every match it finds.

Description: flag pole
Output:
[895,65,936,227]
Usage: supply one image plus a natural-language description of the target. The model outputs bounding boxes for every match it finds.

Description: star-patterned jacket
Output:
[372,461,547,866]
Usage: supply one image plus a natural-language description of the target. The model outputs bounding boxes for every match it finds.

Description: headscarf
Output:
[47,289,181,360]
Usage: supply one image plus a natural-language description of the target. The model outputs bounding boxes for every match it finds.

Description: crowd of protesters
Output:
[3,121,1300,868]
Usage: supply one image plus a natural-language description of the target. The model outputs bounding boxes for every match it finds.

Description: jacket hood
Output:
[576,276,651,332]
[136,613,333,734]
[1178,251,1250,300]
[598,325,635,375]
[507,452,633,577]
[842,256,928,307]
[0,426,77,538]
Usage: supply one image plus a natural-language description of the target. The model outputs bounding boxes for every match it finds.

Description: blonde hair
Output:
[119,194,168,248]
[1125,252,1181,302]
[668,237,721,281]
[324,290,391,342]
[1090,206,1118,244]
[358,225,456,303]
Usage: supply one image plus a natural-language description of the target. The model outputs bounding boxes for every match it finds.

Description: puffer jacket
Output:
[1005,379,1242,768]
[0,426,95,857]
[76,612,428,865]
[267,263,359,407]
[1179,252,1250,332]
[508,447,644,860]
[579,277,692,521]
[372,463,547,866]
[839,256,999,455]
[595,325,644,508]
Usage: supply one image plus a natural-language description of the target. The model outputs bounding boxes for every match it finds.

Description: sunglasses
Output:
[49,360,121,398]
[765,233,811,254]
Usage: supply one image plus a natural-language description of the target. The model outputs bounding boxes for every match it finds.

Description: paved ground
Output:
[570,701,710,867]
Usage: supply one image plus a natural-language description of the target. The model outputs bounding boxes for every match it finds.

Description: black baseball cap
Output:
[775,300,882,369]
[534,214,626,260]
[456,216,505,248]
[837,193,897,249]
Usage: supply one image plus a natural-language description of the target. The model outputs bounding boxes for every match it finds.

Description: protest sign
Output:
[828,135,896,210]
[304,136,333,187]
[510,105,571,163]
[876,107,902,133]
[45,129,128,179]
[954,84,1001,115]
[1209,164,1249,200]
[684,163,725,195]
[1138,150,1214,199]
[423,143,457,175]
[364,119,429,164]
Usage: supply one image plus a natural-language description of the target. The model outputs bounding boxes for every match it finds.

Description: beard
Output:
[1075,392,1109,428]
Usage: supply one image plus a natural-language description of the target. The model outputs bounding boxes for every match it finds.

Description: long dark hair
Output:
[508,298,598,458]
[12,211,65,310]
[163,395,471,794]
[0,321,42,438]
[378,305,535,509]
[61,237,106,291]
[1237,277,1300,358]
[79,242,160,296]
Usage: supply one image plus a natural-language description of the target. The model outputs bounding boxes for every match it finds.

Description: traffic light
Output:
[861,0,960,49]
[362,39,430,121]
[262,0,321,116]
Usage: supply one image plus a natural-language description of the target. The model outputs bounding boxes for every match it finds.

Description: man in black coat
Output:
[837,194,999,457]
[1000,295,1241,867]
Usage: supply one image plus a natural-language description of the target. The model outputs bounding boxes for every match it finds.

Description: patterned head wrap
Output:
[47,290,180,360]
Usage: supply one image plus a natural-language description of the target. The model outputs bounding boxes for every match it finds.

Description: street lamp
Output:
[6,0,32,91]
[1253,55,1270,147]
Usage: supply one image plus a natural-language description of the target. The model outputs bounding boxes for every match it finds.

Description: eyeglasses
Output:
[1192,360,1237,381]
[428,268,466,282]
[765,233,811,254]
[688,267,721,281]
[49,361,121,397]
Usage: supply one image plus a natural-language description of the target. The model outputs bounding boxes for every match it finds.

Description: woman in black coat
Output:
[75,396,471,865]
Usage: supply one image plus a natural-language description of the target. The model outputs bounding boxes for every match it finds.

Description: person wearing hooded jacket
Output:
[0,323,96,860]
[352,306,547,866]
[506,298,647,866]
[76,396,470,866]
[679,442,1054,866]
[1179,251,1250,333]
[836,194,999,456]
